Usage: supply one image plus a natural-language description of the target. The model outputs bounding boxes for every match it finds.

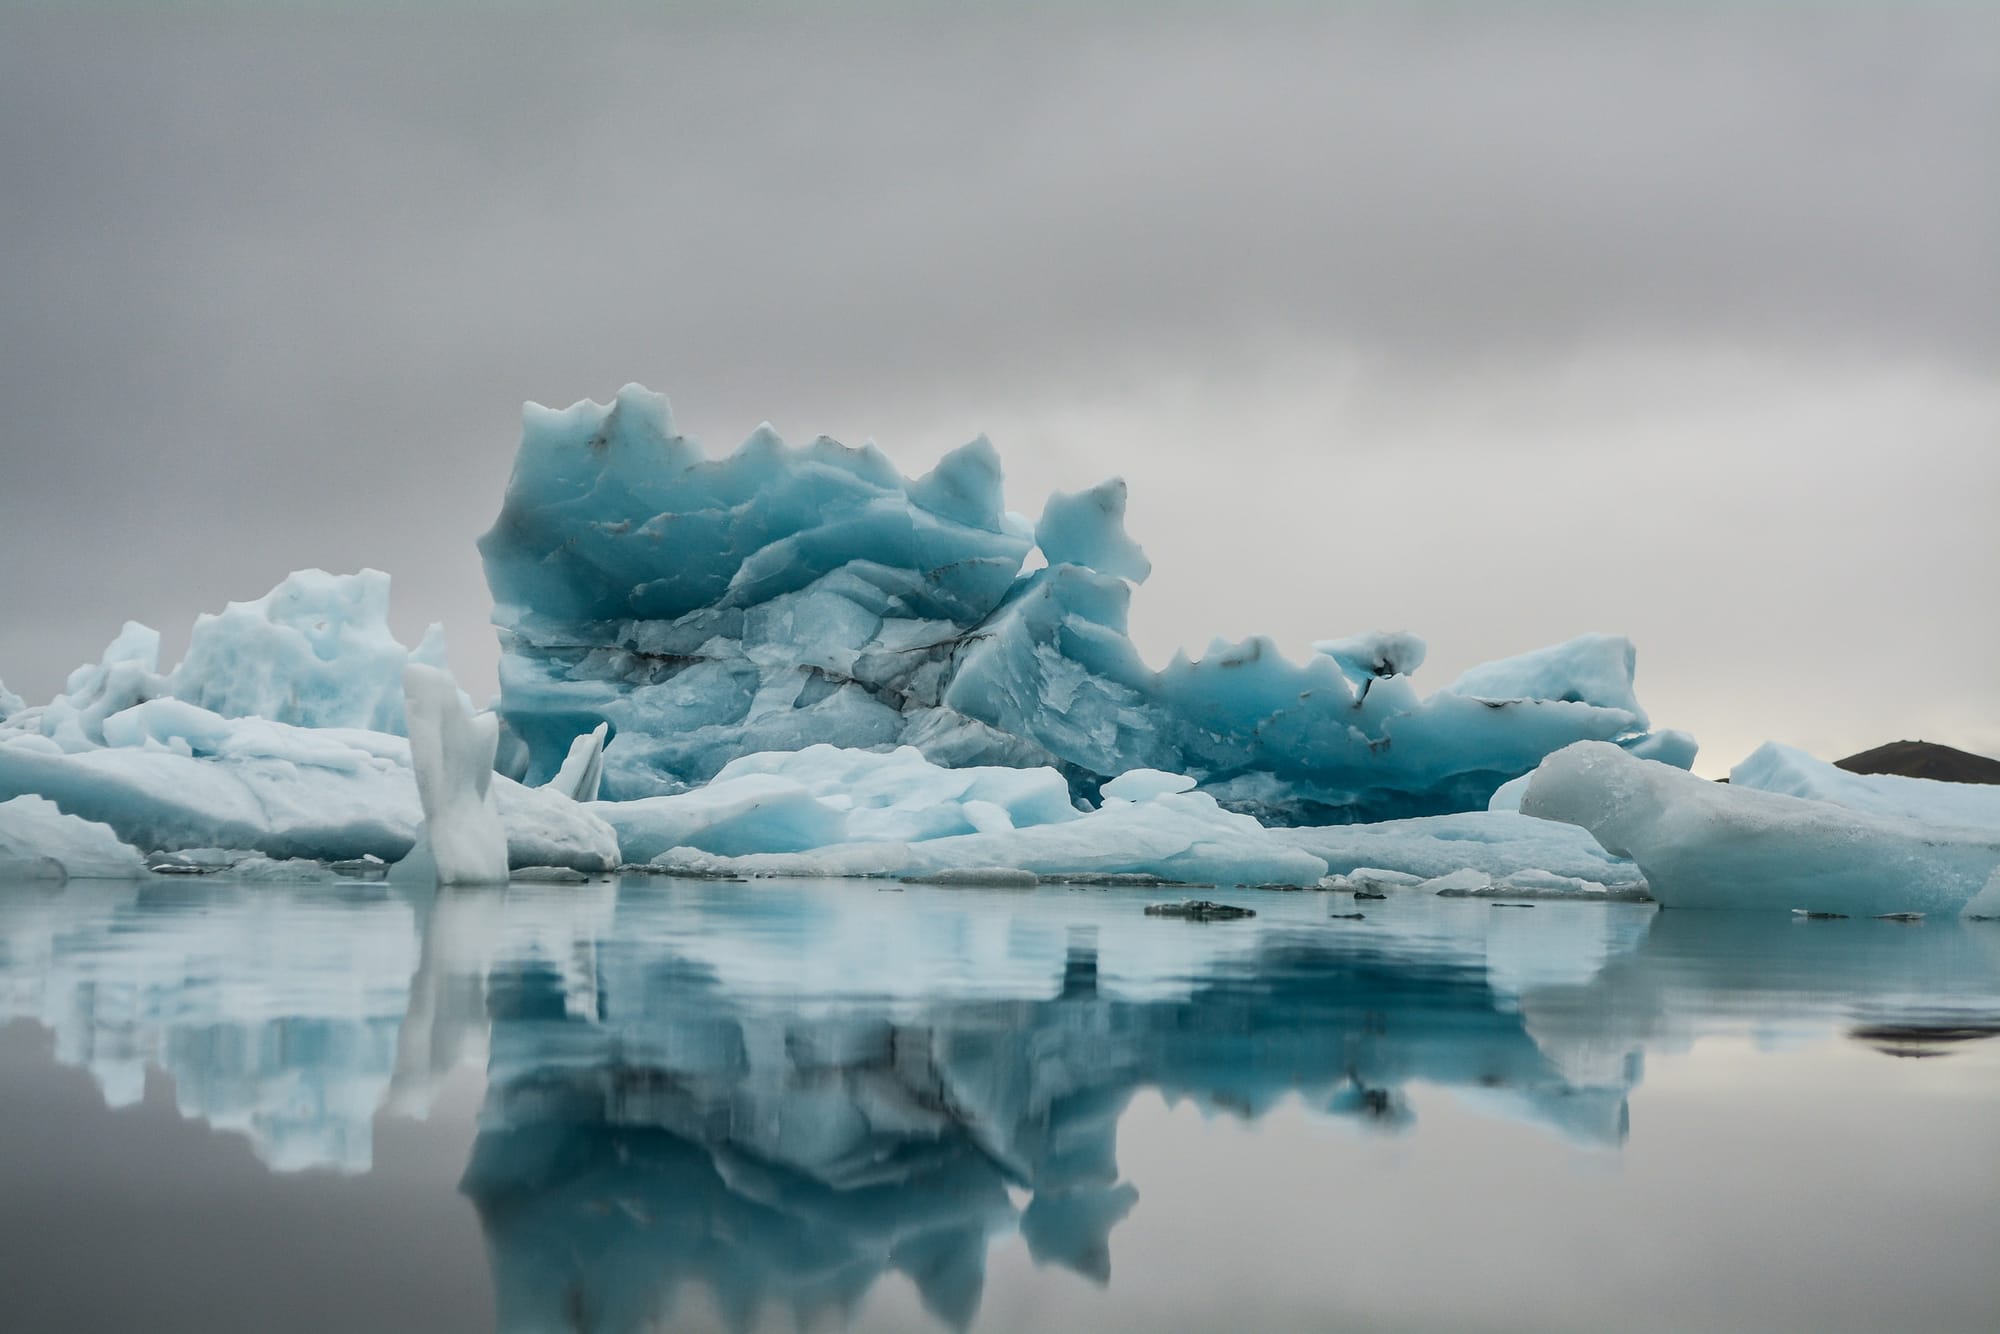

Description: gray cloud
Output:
[1,7,1995,768]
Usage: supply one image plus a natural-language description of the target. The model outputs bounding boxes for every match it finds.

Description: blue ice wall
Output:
[481,385,1684,820]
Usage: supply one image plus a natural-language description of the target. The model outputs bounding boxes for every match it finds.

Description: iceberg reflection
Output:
[1,877,1996,1330]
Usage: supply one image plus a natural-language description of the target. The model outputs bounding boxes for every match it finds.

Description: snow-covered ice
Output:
[478,385,1688,821]
[0,576,618,872]
[1521,741,2000,915]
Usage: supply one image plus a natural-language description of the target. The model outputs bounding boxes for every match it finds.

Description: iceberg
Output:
[478,385,1686,821]
[1729,741,2000,830]
[0,577,618,872]
[1520,741,2000,915]
[5,570,445,751]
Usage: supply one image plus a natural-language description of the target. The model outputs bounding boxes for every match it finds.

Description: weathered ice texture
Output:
[480,385,1686,821]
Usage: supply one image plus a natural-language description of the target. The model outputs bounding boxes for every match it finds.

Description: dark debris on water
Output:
[1144,900,1256,922]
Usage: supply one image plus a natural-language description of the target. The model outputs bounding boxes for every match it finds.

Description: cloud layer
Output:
[2,8,1994,769]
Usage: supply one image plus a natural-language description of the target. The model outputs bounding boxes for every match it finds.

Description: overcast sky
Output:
[1,6,1994,773]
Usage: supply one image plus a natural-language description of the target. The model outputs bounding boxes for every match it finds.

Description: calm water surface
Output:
[1,875,1995,1333]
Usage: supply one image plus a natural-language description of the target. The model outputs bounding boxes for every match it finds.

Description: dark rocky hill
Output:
[1834,740,2000,785]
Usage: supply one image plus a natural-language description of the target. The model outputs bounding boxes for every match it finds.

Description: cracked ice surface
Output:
[479,385,1689,822]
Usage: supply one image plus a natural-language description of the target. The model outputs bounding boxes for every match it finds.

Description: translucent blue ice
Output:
[480,385,1688,821]
[1035,477,1151,583]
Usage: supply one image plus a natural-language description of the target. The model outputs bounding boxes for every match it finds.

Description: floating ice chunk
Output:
[169,569,446,733]
[1035,478,1151,583]
[1100,769,1197,802]
[1730,741,2000,830]
[0,678,22,723]
[544,723,608,802]
[1521,741,2000,914]
[478,387,1686,820]
[1442,633,1646,723]
[600,745,1081,862]
[1310,631,1427,685]
[401,664,508,885]
[624,749,1330,885]
[645,790,1329,887]
[1275,810,1647,893]
[0,794,147,879]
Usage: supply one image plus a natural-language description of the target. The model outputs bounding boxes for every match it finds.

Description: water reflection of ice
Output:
[2,876,1996,1330]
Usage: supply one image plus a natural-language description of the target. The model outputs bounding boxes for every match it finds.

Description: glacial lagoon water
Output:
[0,876,1995,1333]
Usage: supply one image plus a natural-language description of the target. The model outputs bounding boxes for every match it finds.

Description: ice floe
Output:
[1521,741,2000,915]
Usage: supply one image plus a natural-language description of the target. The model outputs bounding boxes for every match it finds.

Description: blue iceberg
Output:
[480,385,1685,822]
